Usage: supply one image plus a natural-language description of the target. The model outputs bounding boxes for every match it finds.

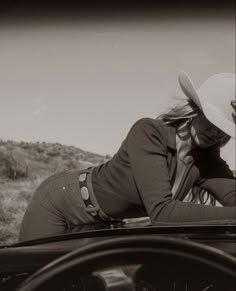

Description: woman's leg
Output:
[18,189,67,242]
[18,170,98,242]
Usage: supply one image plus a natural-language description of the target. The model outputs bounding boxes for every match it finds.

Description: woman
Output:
[19,71,236,242]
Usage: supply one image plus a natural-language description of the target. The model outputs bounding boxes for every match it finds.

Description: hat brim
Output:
[178,71,235,139]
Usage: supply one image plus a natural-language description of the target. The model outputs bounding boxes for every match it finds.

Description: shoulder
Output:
[126,117,170,145]
[124,118,171,155]
[129,117,168,136]
[131,117,167,129]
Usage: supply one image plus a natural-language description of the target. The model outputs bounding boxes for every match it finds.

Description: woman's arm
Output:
[127,119,236,224]
[195,147,236,206]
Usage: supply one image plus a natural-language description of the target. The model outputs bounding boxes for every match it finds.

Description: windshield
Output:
[0,2,235,245]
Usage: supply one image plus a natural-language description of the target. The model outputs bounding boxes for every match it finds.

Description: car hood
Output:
[7,218,236,248]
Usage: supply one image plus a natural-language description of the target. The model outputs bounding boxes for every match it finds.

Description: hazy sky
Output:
[0,9,235,168]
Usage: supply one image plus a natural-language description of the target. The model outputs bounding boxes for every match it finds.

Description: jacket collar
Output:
[166,124,197,164]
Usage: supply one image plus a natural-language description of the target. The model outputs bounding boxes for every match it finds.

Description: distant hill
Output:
[0,139,111,180]
[0,139,111,246]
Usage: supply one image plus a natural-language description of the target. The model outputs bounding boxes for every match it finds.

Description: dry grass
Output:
[0,176,46,245]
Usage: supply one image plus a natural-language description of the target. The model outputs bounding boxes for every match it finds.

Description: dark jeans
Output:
[18,169,110,242]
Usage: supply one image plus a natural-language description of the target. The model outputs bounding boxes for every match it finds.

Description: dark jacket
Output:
[93,118,236,223]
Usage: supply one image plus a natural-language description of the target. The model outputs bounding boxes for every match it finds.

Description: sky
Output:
[0,7,235,169]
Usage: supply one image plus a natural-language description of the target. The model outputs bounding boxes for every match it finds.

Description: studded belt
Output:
[78,167,111,222]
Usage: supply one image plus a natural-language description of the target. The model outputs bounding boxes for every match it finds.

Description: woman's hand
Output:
[231,100,236,123]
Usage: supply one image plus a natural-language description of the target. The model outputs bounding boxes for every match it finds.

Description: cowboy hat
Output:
[178,71,235,139]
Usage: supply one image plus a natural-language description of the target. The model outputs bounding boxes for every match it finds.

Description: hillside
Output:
[0,139,111,245]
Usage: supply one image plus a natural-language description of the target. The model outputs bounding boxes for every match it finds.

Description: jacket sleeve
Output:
[195,147,236,206]
[127,119,236,224]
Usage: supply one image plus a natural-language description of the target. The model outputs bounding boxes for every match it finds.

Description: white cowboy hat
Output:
[178,71,236,139]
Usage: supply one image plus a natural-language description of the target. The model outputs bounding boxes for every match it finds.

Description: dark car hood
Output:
[10,218,236,248]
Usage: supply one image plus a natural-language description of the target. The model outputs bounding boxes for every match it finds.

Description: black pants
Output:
[18,169,111,242]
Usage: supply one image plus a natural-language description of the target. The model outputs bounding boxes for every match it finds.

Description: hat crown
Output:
[198,73,235,122]
[178,71,235,139]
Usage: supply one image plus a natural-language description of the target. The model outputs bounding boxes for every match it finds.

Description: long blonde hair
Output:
[157,99,229,206]
[158,99,230,148]
[157,99,199,125]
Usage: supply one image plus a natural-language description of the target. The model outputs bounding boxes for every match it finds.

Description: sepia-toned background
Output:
[0,1,235,245]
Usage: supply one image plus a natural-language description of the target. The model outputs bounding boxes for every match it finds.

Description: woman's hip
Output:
[18,169,113,242]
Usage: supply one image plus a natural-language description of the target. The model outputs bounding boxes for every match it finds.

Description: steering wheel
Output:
[17,235,236,291]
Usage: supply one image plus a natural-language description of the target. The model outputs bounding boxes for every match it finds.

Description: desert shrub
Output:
[4,152,29,180]
[20,142,32,150]
[5,165,29,180]
[34,152,50,163]
[48,156,67,174]
[0,147,29,179]
[36,146,44,154]
[47,150,61,157]
[65,158,80,170]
